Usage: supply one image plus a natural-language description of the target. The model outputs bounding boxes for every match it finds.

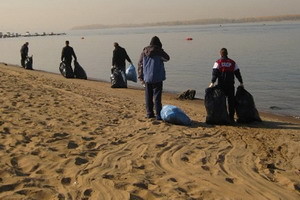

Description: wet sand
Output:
[0,63,299,199]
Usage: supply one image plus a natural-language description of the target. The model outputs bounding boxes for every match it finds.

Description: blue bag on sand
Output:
[160,105,192,126]
[125,64,137,83]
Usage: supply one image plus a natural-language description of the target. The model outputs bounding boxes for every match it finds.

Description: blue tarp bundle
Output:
[160,105,191,126]
[126,64,137,83]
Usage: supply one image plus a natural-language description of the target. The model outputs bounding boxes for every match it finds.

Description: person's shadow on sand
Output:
[189,120,300,130]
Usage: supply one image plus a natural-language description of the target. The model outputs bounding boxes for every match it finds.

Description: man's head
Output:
[150,36,162,48]
[220,48,228,57]
[65,40,70,46]
[114,42,119,48]
[25,42,29,46]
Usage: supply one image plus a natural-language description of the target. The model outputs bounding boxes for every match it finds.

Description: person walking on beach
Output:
[20,42,29,68]
[111,42,133,73]
[61,40,77,69]
[209,48,243,122]
[138,36,170,120]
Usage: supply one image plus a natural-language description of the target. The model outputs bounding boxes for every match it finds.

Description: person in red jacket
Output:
[209,48,243,121]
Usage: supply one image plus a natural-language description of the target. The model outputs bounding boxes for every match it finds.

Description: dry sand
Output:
[0,63,299,200]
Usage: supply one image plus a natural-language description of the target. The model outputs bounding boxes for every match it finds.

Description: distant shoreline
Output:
[71,14,300,30]
[1,62,299,122]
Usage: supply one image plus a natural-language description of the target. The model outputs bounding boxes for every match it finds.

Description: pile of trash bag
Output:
[125,64,137,83]
[177,89,196,100]
[235,86,262,123]
[204,87,230,125]
[160,105,191,126]
[25,56,33,70]
[59,62,74,78]
[74,61,87,79]
[111,68,127,88]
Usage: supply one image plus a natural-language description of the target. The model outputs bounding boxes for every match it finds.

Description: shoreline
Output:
[0,62,299,199]
[2,61,299,123]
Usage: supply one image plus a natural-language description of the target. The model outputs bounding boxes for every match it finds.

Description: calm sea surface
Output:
[1,22,299,118]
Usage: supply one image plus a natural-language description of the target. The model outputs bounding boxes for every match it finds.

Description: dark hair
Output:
[65,40,69,45]
[150,36,162,48]
[114,42,119,47]
[220,48,228,57]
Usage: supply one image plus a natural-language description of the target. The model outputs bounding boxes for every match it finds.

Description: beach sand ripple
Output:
[0,63,299,199]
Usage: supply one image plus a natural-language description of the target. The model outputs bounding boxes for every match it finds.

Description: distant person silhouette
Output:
[20,42,29,68]
[111,42,132,73]
[61,40,77,69]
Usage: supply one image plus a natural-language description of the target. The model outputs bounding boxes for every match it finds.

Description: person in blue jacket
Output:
[138,36,170,120]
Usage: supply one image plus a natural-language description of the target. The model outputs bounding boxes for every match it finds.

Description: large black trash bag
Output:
[235,86,262,123]
[74,61,87,79]
[110,68,127,88]
[59,62,74,78]
[205,86,230,125]
[25,56,33,70]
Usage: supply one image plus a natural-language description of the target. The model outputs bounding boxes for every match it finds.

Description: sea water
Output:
[0,22,299,118]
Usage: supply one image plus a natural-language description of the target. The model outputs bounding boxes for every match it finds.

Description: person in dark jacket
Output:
[209,48,243,121]
[138,36,170,120]
[20,42,29,67]
[112,42,132,73]
[61,40,77,68]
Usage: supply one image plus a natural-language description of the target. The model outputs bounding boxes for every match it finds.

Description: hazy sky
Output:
[1,0,299,32]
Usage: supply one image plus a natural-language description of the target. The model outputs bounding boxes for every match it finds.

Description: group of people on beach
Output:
[20,36,243,122]
[110,36,243,122]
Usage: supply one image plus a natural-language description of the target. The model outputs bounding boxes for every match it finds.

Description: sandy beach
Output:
[0,63,299,200]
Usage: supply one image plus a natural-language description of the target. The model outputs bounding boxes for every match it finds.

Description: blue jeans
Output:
[145,82,163,118]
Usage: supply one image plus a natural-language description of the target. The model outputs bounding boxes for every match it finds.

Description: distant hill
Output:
[71,14,300,30]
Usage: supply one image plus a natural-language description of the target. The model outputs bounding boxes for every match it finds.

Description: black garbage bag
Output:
[110,68,127,88]
[235,86,262,123]
[205,86,230,125]
[59,62,74,78]
[25,56,33,70]
[178,89,196,100]
[74,61,87,79]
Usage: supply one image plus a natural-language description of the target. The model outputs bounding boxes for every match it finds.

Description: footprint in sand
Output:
[83,188,93,197]
[67,141,79,149]
[75,157,89,165]
[61,177,71,185]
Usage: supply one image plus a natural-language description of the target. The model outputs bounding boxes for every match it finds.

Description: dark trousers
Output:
[21,54,27,67]
[145,82,163,118]
[64,59,72,68]
[220,85,235,120]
